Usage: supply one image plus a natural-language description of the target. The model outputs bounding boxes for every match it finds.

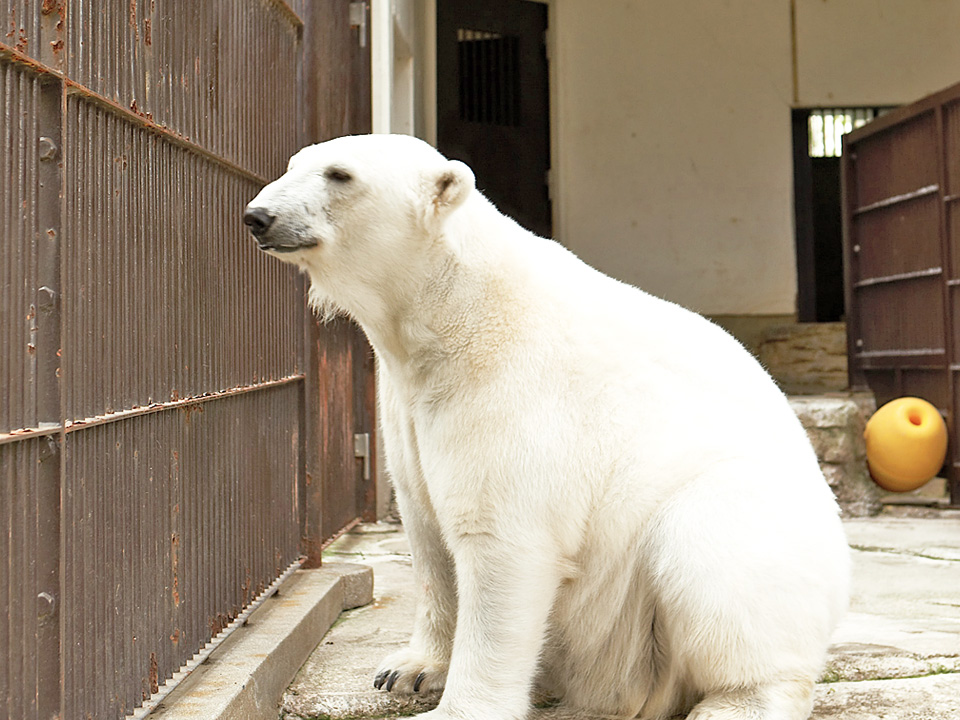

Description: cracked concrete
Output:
[282,511,960,720]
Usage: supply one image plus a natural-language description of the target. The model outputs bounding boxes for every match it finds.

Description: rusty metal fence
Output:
[1,1,374,718]
[843,80,960,506]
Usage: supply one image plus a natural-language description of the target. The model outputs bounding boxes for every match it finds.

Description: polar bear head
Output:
[243,134,476,320]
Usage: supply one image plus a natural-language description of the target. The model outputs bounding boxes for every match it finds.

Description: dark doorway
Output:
[793,108,890,322]
[436,0,551,238]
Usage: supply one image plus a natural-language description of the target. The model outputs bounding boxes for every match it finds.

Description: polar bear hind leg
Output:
[640,463,846,720]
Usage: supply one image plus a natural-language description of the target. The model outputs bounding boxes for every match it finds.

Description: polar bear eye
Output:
[324,167,353,183]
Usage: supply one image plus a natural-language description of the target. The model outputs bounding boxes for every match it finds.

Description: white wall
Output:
[551,0,795,315]
[381,0,960,317]
[371,0,436,143]
[795,0,960,107]
[550,0,960,317]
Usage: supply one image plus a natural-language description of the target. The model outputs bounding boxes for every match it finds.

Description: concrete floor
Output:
[281,509,960,720]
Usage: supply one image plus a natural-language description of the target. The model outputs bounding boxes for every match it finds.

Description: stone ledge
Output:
[152,564,373,720]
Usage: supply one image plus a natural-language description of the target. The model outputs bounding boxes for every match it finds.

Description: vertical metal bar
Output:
[36,71,63,720]
[841,136,864,389]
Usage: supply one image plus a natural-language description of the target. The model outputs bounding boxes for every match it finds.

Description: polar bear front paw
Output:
[374,648,448,694]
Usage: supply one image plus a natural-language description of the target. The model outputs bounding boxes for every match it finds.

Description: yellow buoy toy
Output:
[864,397,948,492]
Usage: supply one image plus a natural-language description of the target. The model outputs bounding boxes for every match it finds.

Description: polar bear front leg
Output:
[424,532,562,720]
[374,481,457,694]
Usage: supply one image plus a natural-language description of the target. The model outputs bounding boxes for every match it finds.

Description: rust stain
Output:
[128,0,140,42]
[148,652,159,694]
[170,627,181,644]
[127,99,153,122]
[181,402,204,425]
[241,567,252,603]
[40,0,60,14]
[209,613,230,637]
[143,17,152,46]
[171,532,180,606]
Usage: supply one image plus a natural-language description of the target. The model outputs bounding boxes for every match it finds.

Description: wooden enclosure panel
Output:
[852,113,938,209]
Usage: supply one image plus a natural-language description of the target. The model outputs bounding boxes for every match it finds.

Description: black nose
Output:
[243,207,275,236]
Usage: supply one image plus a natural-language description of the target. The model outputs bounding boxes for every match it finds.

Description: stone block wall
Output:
[790,394,882,517]
[760,322,848,395]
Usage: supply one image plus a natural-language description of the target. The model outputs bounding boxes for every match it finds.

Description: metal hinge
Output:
[349,2,368,48]
[354,432,371,480]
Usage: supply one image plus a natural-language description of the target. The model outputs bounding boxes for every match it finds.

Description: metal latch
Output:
[354,432,371,480]
[349,2,367,48]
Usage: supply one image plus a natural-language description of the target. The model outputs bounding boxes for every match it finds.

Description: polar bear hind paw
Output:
[685,680,814,720]
[373,649,447,694]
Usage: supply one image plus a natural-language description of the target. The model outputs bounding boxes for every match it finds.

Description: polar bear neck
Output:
[317,194,533,381]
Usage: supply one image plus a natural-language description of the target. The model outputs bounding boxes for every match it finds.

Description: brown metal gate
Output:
[843,80,960,506]
[1,2,374,718]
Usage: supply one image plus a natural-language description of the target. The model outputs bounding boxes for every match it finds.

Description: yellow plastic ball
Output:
[864,397,948,492]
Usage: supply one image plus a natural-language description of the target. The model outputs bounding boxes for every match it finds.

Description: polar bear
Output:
[244,134,849,720]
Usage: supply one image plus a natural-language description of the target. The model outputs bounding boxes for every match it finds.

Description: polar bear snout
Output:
[242,202,318,254]
[243,206,275,237]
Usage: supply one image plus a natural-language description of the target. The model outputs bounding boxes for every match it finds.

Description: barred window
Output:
[457,28,521,126]
[807,108,892,157]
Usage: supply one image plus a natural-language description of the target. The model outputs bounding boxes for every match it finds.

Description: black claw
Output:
[374,670,389,689]
[413,671,426,693]
[385,670,400,692]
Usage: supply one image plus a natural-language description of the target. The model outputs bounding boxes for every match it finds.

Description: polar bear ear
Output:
[427,160,475,218]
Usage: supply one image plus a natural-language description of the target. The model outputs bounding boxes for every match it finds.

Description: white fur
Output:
[246,134,850,720]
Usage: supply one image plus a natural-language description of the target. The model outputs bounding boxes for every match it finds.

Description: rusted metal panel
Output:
[1,0,65,69]
[297,0,372,143]
[0,58,59,436]
[308,319,357,565]
[353,325,378,523]
[2,0,376,715]
[1,436,61,720]
[844,80,960,505]
[297,0,377,566]
[64,0,301,180]
[1,0,41,59]
[0,55,61,720]
[61,384,301,719]
[60,92,304,422]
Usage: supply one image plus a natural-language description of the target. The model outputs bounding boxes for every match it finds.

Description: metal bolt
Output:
[38,136,58,161]
[37,591,56,617]
[38,286,58,311]
[853,244,861,253]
